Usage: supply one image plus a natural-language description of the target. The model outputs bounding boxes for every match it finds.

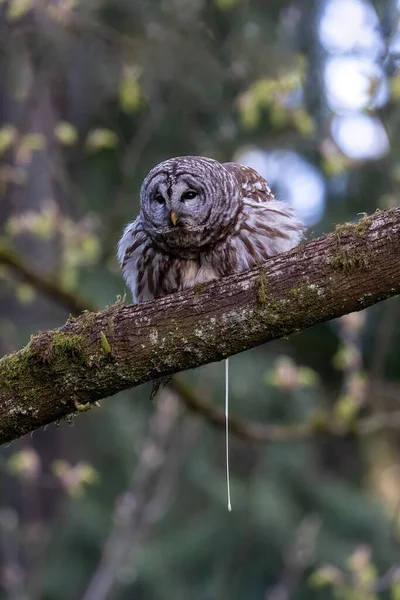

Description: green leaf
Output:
[309,565,344,588]
[7,0,33,21]
[15,283,35,305]
[215,0,238,9]
[55,121,78,145]
[0,125,16,154]
[119,67,142,113]
[86,128,119,152]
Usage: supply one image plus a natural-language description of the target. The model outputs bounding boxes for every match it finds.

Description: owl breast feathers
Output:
[118,156,304,303]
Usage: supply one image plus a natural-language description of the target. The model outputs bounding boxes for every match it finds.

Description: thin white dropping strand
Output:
[225,357,232,511]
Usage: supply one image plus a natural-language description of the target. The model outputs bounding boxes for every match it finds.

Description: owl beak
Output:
[170,211,178,226]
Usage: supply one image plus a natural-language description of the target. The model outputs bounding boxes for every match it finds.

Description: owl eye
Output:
[153,193,165,205]
[181,190,197,201]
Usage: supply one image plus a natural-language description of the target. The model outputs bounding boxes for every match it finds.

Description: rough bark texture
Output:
[1,207,400,445]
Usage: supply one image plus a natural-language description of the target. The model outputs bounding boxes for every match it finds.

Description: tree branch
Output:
[0,207,399,445]
[169,380,400,443]
[0,242,95,315]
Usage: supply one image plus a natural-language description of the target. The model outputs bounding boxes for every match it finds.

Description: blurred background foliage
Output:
[1,0,400,598]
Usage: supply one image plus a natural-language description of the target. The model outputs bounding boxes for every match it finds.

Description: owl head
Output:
[139,156,241,257]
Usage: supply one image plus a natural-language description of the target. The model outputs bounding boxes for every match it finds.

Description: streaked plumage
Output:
[118,156,304,303]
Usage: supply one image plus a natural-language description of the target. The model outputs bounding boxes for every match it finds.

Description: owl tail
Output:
[225,357,232,511]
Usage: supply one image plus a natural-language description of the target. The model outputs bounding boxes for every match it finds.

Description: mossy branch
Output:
[0,207,400,445]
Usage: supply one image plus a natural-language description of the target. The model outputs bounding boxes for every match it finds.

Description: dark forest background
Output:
[1,0,400,598]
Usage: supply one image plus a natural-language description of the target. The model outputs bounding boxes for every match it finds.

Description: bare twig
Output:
[266,515,321,600]
[0,242,95,315]
[81,389,198,600]
[170,379,400,443]
[373,563,400,592]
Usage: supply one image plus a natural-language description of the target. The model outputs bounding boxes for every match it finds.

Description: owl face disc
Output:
[139,156,240,256]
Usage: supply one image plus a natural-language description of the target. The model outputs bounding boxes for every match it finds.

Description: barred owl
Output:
[118,156,304,303]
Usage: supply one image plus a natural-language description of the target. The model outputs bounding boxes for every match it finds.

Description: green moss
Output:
[51,332,88,364]
[79,309,97,332]
[193,282,209,296]
[255,274,286,326]
[106,314,116,338]
[254,282,315,337]
[0,347,46,437]
[332,212,374,273]
[257,272,268,307]
[355,215,372,237]
[335,222,352,237]
[330,251,370,273]
[0,347,35,382]
[335,214,371,239]
[253,278,323,339]
[0,332,89,403]
[65,413,76,426]
[289,283,317,301]
[284,284,324,321]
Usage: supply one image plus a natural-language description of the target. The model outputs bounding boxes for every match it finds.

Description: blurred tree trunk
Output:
[0,12,80,598]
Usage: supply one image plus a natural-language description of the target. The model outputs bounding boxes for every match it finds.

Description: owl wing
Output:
[117,217,158,303]
[223,162,275,203]
[219,161,304,269]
